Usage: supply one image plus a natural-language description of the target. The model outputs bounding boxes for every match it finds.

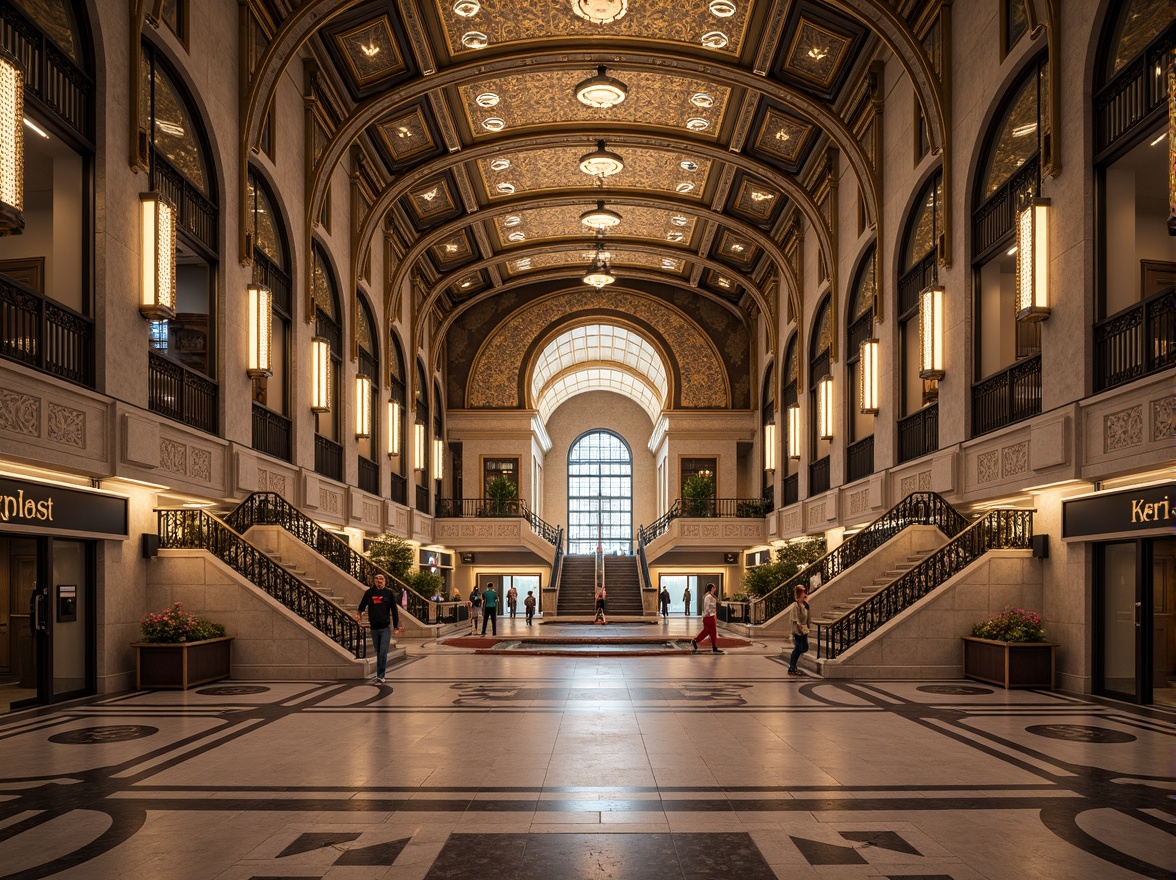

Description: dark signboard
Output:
[1062,483,1175,539]
[0,477,128,538]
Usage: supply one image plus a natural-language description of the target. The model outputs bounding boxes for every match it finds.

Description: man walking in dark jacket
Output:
[356,573,400,683]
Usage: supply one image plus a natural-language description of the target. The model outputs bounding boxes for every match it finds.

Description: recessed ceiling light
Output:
[476,92,500,107]
[490,158,511,171]
[690,92,715,108]
[775,130,790,141]
[507,231,525,241]
[675,182,695,193]
[580,201,624,230]
[460,278,474,288]
[579,140,625,177]
[516,258,532,268]
[496,182,515,194]
[686,118,709,131]
[716,276,731,287]
[661,258,678,269]
[462,31,489,49]
[482,117,505,131]
[360,43,380,58]
[709,0,736,16]
[679,160,698,172]
[504,215,522,226]
[671,215,688,226]
[572,0,629,25]
[444,243,459,253]
[700,31,729,49]
[807,46,828,61]
[667,231,684,242]
[730,243,744,253]
[750,191,773,201]
[1007,246,1018,256]
[23,117,48,139]
[453,1,481,16]
[575,65,629,109]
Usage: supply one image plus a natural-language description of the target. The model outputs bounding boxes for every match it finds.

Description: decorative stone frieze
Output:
[1002,441,1028,478]
[977,450,1000,484]
[1151,396,1174,441]
[160,439,187,475]
[0,389,39,436]
[1103,405,1143,452]
[47,403,84,447]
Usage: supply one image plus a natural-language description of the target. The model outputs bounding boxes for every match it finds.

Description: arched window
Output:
[1093,6,1175,391]
[781,334,799,505]
[897,170,944,419]
[808,297,832,496]
[312,244,343,480]
[247,168,292,460]
[357,295,379,494]
[761,362,774,502]
[388,332,407,504]
[141,42,219,434]
[846,246,876,483]
[567,431,633,555]
[971,56,1047,436]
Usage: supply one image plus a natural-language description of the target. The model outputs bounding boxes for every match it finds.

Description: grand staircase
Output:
[811,551,932,628]
[556,556,597,615]
[601,556,644,615]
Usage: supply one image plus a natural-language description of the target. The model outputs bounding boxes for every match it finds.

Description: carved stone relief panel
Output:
[1152,396,1175,441]
[0,389,39,437]
[47,403,84,448]
[160,439,187,475]
[977,450,1000,484]
[1001,441,1028,478]
[1104,405,1143,452]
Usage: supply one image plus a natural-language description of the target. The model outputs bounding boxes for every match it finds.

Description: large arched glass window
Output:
[1093,6,1174,391]
[781,334,799,505]
[388,332,407,504]
[312,244,343,480]
[247,169,292,459]
[567,431,632,555]
[897,170,942,433]
[141,42,219,434]
[357,294,380,494]
[846,247,876,483]
[808,297,832,496]
[971,56,1047,436]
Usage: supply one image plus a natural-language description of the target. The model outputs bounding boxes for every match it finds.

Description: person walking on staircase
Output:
[356,574,400,684]
[691,584,722,654]
[787,585,811,676]
[481,582,499,636]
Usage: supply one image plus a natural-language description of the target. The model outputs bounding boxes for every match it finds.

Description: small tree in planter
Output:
[740,537,827,598]
[682,474,715,517]
[486,475,518,517]
[367,534,414,580]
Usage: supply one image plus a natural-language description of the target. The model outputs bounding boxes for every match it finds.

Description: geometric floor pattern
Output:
[0,624,1170,879]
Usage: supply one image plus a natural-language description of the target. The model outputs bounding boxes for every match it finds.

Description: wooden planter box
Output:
[133,637,233,690]
[961,637,1056,689]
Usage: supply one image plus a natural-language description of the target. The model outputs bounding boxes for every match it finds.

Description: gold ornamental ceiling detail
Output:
[463,70,729,138]
[436,0,751,57]
[478,146,710,197]
[493,204,697,246]
[505,248,685,276]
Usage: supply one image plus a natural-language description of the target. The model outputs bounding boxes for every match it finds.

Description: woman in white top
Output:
[787,584,811,675]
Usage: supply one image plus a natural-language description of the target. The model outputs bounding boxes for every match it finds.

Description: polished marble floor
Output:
[0,618,1170,879]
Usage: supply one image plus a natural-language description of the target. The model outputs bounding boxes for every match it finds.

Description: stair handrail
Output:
[749,492,970,624]
[156,508,367,658]
[519,499,561,546]
[223,492,434,624]
[815,507,1033,659]
[635,529,653,593]
[639,499,682,544]
[549,527,565,611]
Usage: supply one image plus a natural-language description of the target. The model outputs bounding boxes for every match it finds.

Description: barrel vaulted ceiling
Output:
[238,0,949,406]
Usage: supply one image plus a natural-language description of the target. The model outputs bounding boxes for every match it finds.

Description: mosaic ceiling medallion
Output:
[784,18,851,89]
[378,106,436,162]
[754,107,813,165]
[408,178,457,220]
[451,270,486,296]
[334,17,405,87]
[716,229,757,266]
[571,0,628,25]
[732,177,782,224]
[432,234,475,268]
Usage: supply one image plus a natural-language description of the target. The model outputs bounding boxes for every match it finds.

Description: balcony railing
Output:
[358,457,379,495]
[148,351,218,435]
[1095,288,1175,391]
[809,456,830,495]
[639,497,776,543]
[0,275,93,387]
[152,152,217,254]
[972,355,1041,437]
[898,404,938,464]
[251,403,290,462]
[435,497,562,546]
[783,473,798,506]
[415,484,430,514]
[314,435,342,482]
[1095,21,1175,157]
[972,154,1039,260]
[846,436,874,484]
[389,472,406,506]
[898,251,936,316]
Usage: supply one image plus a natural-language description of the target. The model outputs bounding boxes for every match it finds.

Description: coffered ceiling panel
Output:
[476,146,712,198]
[492,205,697,248]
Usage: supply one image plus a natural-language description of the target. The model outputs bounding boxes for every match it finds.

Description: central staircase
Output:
[555,555,645,616]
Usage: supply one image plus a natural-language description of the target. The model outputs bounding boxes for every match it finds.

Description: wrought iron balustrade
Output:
[389,472,406,506]
[809,457,830,495]
[223,492,435,626]
[314,435,342,482]
[972,155,1039,261]
[898,251,937,316]
[846,436,874,484]
[156,507,366,658]
[898,405,938,464]
[358,457,379,495]
[0,275,93,386]
[1095,288,1175,391]
[415,484,430,514]
[148,351,218,434]
[152,152,217,254]
[639,500,681,544]
[816,507,1033,660]
[1095,22,1174,157]
[783,473,798,506]
[972,355,1041,436]
[251,404,290,462]
[750,492,970,625]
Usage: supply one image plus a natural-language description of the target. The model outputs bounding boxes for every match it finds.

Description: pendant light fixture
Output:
[575,65,628,108]
[579,140,625,178]
[582,239,615,288]
[580,200,622,231]
[571,0,628,25]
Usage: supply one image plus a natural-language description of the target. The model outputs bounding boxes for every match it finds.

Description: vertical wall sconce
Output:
[387,400,401,457]
[918,285,945,380]
[355,374,372,438]
[816,375,834,440]
[859,338,880,414]
[310,336,331,412]
[139,193,176,320]
[787,404,801,459]
[1168,60,1175,235]
[763,422,777,473]
[1015,198,1051,321]
[433,438,445,480]
[413,422,426,471]
[246,283,272,378]
[0,52,23,235]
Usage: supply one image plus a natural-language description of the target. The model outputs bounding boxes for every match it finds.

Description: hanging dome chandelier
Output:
[575,65,629,109]
[579,140,625,178]
[582,240,616,288]
[580,200,623,231]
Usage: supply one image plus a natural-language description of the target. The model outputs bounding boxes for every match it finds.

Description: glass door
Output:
[1098,542,1139,700]
[1152,538,1176,708]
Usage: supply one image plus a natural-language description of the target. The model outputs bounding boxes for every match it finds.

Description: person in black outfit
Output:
[356,573,400,683]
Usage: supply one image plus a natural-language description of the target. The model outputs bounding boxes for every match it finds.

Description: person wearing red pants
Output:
[691,583,723,654]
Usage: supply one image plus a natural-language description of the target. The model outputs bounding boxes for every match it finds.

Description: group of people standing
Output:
[468,583,535,634]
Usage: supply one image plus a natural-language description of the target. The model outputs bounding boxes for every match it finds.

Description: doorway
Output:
[1096,537,1176,706]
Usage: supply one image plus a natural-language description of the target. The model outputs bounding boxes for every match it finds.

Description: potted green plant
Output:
[486,475,519,517]
[132,602,232,690]
[962,608,1056,689]
[682,474,715,517]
